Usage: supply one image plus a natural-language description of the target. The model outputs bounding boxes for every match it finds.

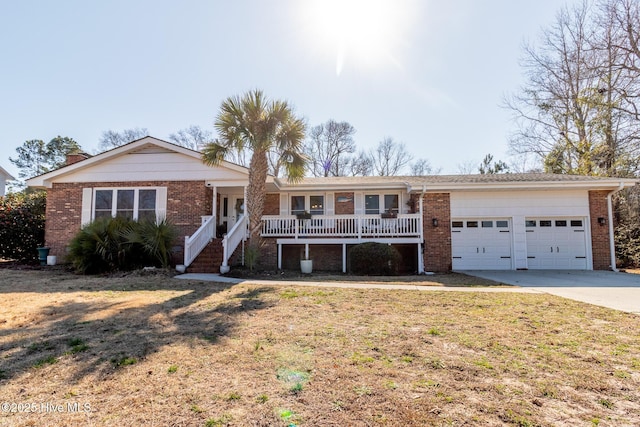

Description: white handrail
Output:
[184,215,216,267]
[220,215,248,273]
[260,214,422,239]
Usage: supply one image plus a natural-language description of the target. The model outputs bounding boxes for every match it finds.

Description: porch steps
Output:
[187,239,224,273]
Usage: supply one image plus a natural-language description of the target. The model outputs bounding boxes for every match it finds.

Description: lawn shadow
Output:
[0,274,276,383]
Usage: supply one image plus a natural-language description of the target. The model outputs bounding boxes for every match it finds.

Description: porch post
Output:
[419,192,425,273]
[243,186,247,218]
[342,243,347,273]
[212,185,217,219]
[417,243,424,274]
[212,186,217,231]
[278,243,282,270]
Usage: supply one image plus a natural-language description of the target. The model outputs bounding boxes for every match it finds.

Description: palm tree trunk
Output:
[247,149,268,243]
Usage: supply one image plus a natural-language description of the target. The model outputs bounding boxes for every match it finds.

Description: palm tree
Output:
[202,89,307,241]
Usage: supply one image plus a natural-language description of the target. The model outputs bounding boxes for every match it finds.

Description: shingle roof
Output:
[277,173,638,191]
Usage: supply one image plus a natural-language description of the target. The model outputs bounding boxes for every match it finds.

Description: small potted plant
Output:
[296,211,312,220]
[381,209,397,219]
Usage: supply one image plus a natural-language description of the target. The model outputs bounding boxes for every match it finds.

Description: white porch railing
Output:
[261,214,422,239]
[184,215,216,267]
[220,214,248,273]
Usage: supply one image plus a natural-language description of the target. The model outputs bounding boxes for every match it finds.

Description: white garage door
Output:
[525,218,587,269]
[451,219,512,270]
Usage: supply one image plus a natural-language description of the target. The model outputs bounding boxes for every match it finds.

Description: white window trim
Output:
[364,193,400,215]
[290,193,326,215]
[91,187,165,222]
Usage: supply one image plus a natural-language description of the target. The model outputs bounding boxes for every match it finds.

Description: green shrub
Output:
[122,218,178,268]
[245,242,260,272]
[0,191,46,262]
[349,242,401,275]
[67,217,178,274]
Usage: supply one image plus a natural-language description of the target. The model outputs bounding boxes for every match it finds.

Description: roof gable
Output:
[26,136,249,188]
[0,165,15,181]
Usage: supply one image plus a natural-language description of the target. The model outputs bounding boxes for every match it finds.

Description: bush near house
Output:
[349,242,401,275]
[0,191,46,262]
[67,217,178,274]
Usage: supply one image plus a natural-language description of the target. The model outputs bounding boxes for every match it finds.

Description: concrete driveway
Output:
[462,270,640,314]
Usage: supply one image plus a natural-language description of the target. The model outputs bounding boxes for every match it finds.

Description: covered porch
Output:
[260,213,424,273]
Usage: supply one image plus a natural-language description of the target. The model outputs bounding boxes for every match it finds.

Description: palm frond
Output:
[281,149,307,183]
[201,141,230,166]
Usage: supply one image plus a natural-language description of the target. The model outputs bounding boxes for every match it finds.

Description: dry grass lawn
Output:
[0,268,639,426]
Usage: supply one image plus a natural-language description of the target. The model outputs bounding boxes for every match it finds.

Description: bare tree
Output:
[409,158,439,175]
[606,0,640,77]
[98,128,148,152]
[504,0,640,176]
[457,160,479,175]
[168,125,213,150]
[306,120,356,177]
[347,150,373,176]
[370,137,411,176]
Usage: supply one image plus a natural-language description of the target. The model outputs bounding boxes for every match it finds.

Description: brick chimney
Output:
[66,152,90,166]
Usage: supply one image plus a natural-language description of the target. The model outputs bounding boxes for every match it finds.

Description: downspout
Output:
[606,182,625,272]
[418,185,426,274]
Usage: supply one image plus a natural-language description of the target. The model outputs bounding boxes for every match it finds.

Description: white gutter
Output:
[607,182,625,272]
[418,185,426,274]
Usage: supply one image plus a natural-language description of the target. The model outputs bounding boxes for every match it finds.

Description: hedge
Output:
[0,191,46,262]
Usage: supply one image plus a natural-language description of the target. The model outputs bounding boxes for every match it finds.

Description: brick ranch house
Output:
[26,137,638,273]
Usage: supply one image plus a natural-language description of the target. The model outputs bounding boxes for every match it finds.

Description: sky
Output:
[0,0,567,180]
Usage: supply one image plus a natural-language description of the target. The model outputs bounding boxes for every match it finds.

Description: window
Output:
[365,194,399,214]
[309,195,324,215]
[555,220,567,227]
[291,196,305,215]
[384,195,399,213]
[291,195,325,215]
[540,220,552,227]
[571,220,583,227]
[481,221,493,228]
[451,221,463,228]
[365,195,380,214]
[138,190,157,222]
[116,189,135,220]
[93,188,158,222]
[467,221,478,228]
[525,220,536,227]
[496,220,509,228]
[94,190,113,220]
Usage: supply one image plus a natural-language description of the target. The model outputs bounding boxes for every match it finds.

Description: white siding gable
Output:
[54,152,248,183]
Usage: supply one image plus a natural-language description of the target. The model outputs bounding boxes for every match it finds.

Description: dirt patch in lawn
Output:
[0,269,639,426]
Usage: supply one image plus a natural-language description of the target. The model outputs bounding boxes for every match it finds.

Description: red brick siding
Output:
[335,192,355,215]
[423,193,452,272]
[589,190,612,270]
[264,194,280,215]
[45,181,211,263]
[257,237,278,269]
[281,244,344,271]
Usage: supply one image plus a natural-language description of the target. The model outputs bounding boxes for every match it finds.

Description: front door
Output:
[229,196,244,229]
[218,194,245,233]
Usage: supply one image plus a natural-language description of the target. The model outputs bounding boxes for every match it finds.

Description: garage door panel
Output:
[525,218,587,270]
[451,219,512,270]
